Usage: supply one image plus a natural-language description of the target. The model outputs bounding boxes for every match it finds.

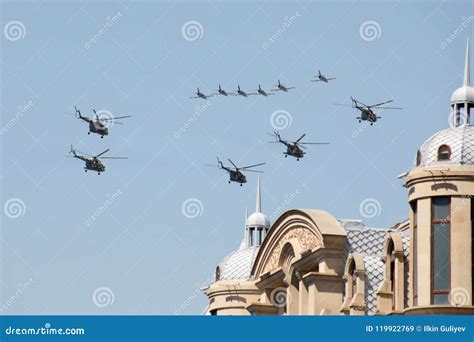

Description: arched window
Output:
[215,266,221,281]
[387,240,396,310]
[416,150,422,166]
[437,145,451,161]
[349,260,357,299]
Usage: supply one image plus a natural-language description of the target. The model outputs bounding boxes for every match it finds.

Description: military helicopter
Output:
[67,145,127,175]
[214,84,230,96]
[268,131,329,161]
[255,84,274,97]
[311,70,336,83]
[68,106,131,138]
[271,80,295,92]
[191,88,213,100]
[206,157,265,186]
[336,97,402,125]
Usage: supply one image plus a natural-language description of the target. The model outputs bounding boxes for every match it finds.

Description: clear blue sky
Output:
[1,0,471,314]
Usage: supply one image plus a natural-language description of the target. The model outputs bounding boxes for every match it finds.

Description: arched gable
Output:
[252,209,346,278]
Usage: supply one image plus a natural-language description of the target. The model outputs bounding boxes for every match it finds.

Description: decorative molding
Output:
[263,227,322,274]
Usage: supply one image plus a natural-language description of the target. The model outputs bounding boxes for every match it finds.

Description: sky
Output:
[0,0,472,315]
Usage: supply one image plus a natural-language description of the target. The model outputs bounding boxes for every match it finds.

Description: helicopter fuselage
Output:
[285,144,305,159]
[84,158,105,173]
[228,170,246,184]
[357,107,378,123]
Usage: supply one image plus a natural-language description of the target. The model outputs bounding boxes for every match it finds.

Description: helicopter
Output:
[268,131,329,161]
[255,84,274,97]
[68,145,127,175]
[68,106,131,138]
[311,70,336,83]
[215,84,230,96]
[191,88,213,100]
[271,80,295,92]
[336,97,402,125]
[206,157,265,186]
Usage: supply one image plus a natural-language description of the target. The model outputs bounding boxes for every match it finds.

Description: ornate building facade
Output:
[203,41,474,316]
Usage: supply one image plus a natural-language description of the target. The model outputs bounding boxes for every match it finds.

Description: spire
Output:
[256,174,261,213]
[464,38,470,87]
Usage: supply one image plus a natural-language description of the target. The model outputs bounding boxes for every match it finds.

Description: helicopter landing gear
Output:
[228,181,231,184]
[101,136,104,139]
[98,172,101,175]
[297,158,300,161]
[88,132,91,135]
[285,155,287,158]
[370,123,373,126]
[359,120,361,123]
[240,184,243,187]
[84,169,87,172]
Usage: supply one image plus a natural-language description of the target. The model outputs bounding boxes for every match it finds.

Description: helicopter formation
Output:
[199,69,402,185]
[65,106,131,174]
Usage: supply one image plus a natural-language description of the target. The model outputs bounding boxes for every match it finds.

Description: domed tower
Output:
[404,39,474,314]
[245,175,271,247]
[204,176,271,315]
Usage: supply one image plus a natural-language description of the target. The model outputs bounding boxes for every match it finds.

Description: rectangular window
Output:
[431,197,451,304]
[411,201,418,306]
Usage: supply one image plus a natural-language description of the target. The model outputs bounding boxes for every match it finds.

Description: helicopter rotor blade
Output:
[97,157,127,160]
[370,106,402,110]
[240,162,266,170]
[99,115,131,121]
[243,169,264,173]
[296,134,306,143]
[368,100,393,108]
[227,159,239,170]
[299,142,330,145]
[95,149,110,158]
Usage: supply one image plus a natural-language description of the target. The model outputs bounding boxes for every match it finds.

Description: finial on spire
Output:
[464,38,470,87]
[256,174,261,213]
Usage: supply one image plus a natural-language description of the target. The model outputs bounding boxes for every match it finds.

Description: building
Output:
[203,41,474,315]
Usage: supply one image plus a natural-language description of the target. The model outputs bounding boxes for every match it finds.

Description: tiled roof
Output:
[415,125,474,168]
[363,255,384,315]
[216,245,260,281]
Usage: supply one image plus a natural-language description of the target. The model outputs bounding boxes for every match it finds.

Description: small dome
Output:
[413,125,474,168]
[451,85,474,104]
[215,246,260,281]
[246,212,271,229]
